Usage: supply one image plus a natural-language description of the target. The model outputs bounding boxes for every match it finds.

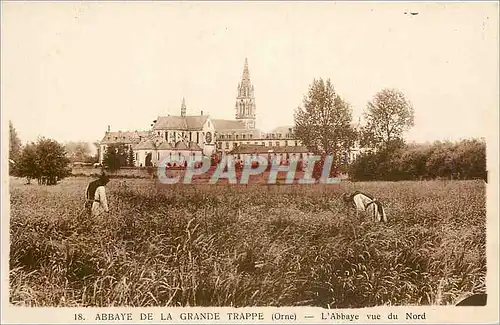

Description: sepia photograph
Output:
[1,1,498,321]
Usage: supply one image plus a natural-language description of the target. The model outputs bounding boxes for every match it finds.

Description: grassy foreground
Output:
[9,177,486,307]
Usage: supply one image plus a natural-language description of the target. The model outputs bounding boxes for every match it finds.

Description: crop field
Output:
[9,176,486,307]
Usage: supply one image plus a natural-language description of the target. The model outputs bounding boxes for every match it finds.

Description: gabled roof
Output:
[212,119,247,131]
[134,139,157,150]
[153,116,186,130]
[185,116,209,130]
[188,142,202,151]
[100,131,151,144]
[153,115,208,131]
[273,146,310,153]
[157,142,173,150]
[174,141,188,150]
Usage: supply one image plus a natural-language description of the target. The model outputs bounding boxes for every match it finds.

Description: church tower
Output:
[235,58,256,129]
[181,97,186,117]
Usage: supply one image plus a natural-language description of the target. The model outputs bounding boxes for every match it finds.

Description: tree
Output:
[361,88,414,150]
[395,144,433,180]
[425,141,455,179]
[35,138,72,185]
[9,121,22,174]
[16,138,71,185]
[127,147,135,167]
[448,139,486,180]
[16,142,38,184]
[294,78,357,165]
[103,144,128,171]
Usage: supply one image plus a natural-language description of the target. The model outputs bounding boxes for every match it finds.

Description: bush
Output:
[349,139,486,182]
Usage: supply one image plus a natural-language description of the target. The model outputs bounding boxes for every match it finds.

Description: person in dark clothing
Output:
[84,174,110,216]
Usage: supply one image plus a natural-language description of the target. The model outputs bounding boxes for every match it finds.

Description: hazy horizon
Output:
[2,2,498,146]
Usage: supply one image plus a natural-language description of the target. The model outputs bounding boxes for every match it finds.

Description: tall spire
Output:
[235,58,256,129]
[241,57,250,86]
[181,97,186,117]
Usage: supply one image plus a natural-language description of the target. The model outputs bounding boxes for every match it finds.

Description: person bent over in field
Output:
[84,174,110,217]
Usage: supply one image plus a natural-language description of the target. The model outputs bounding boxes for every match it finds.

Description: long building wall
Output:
[99,140,365,166]
[217,138,302,152]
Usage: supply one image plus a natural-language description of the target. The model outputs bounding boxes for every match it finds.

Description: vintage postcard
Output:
[1,1,499,324]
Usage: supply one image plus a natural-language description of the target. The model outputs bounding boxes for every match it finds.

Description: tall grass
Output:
[9,177,486,307]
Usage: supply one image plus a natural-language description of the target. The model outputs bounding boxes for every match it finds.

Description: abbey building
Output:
[98,58,362,167]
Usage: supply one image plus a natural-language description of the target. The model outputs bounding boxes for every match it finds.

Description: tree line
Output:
[102,143,137,171]
[9,121,98,185]
[293,78,486,181]
[348,139,486,181]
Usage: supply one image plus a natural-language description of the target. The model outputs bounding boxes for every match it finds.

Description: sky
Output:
[2,2,498,146]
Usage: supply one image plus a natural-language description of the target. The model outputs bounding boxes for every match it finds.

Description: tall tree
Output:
[35,138,71,184]
[16,138,71,185]
[361,88,415,150]
[16,142,38,184]
[127,147,135,167]
[103,144,128,171]
[9,121,22,163]
[294,78,357,162]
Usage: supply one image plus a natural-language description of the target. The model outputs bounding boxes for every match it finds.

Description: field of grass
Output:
[9,176,486,307]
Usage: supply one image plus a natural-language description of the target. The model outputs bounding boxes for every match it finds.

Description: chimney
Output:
[201,110,203,116]
[107,125,110,132]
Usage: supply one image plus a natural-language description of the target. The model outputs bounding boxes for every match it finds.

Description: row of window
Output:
[155,131,202,143]
[218,133,294,140]
[107,131,296,142]
[134,151,199,162]
[217,140,299,150]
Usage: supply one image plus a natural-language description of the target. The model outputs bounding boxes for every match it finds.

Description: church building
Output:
[98,59,318,167]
